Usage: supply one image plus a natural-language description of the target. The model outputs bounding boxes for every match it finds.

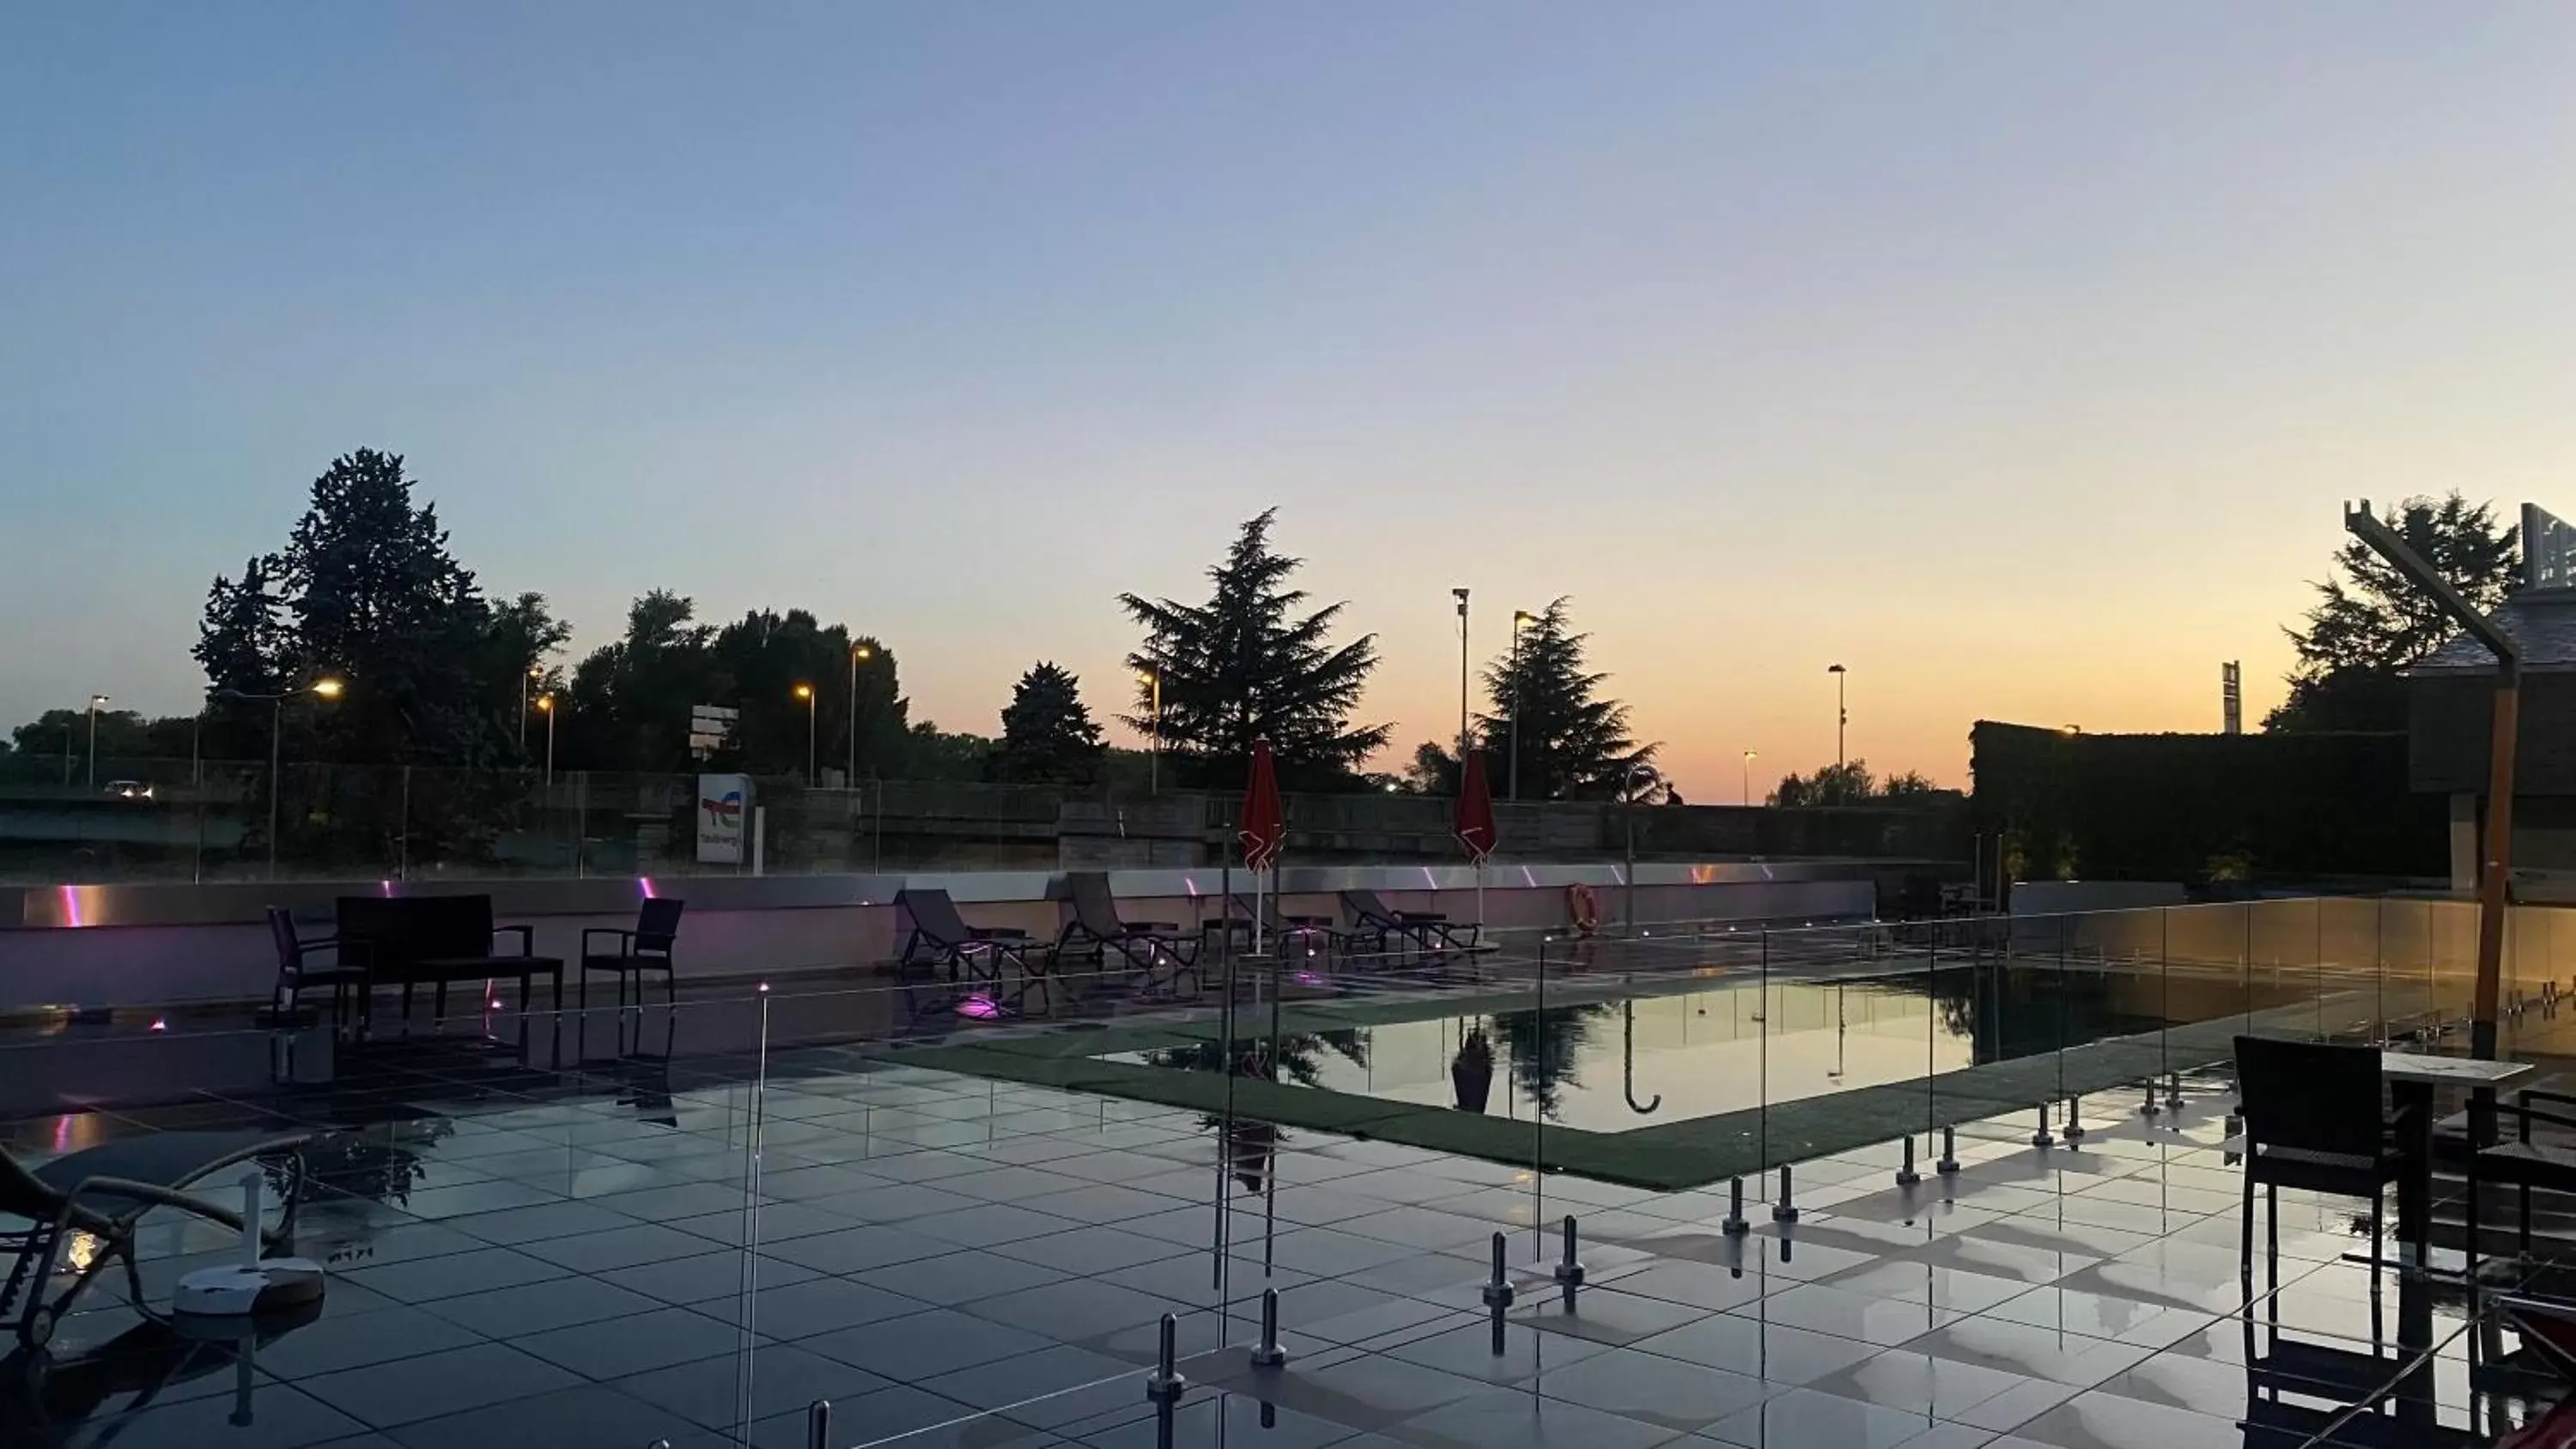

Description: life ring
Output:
[1567,882,1601,936]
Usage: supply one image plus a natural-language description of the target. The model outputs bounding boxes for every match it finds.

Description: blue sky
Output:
[7,4,2576,797]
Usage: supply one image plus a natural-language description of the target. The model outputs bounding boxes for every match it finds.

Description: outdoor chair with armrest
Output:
[267,906,368,1032]
[1,1131,310,1349]
[2233,1034,2415,1283]
[1054,871,1199,997]
[897,887,1055,1014]
[1340,888,1482,961]
[2465,1088,2576,1277]
[580,897,686,1009]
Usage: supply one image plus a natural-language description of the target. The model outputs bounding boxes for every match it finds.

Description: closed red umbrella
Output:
[1239,738,1284,870]
[1455,749,1497,862]
[1456,749,1497,931]
[1239,739,1285,955]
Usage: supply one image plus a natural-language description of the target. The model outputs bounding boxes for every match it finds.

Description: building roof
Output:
[2412,590,2576,674]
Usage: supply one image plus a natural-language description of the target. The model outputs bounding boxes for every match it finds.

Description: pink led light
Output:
[149,1017,167,1033]
[955,994,1001,1019]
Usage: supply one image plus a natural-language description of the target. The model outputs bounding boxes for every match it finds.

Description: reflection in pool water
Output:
[1115,965,2318,1133]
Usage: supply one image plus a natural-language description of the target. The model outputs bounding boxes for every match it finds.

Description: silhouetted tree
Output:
[4,709,197,771]
[563,591,726,771]
[191,450,508,767]
[562,597,908,777]
[897,722,996,782]
[1120,510,1388,790]
[1477,598,1654,799]
[2269,492,2518,732]
[1771,759,1893,806]
[988,662,1106,785]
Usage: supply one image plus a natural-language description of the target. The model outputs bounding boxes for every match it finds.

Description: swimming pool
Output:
[1103,964,2320,1134]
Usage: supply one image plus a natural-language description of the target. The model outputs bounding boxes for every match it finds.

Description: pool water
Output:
[1109,966,2318,1134]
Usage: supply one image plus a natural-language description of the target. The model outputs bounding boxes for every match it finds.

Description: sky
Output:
[6,3,2576,802]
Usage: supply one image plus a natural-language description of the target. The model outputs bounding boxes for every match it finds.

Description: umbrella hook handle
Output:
[1623,998,1661,1114]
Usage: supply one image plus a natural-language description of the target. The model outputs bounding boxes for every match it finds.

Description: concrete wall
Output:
[0,863,1877,1011]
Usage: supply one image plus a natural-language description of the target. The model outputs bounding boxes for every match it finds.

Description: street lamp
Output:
[1827,664,1848,773]
[519,666,543,749]
[793,682,816,784]
[1452,589,1471,785]
[86,694,108,791]
[1742,749,1757,807]
[215,677,343,880]
[534,693,556,786]
[847,644,873,786]
[1137,667,1163,794]
[1510,610,1536,801]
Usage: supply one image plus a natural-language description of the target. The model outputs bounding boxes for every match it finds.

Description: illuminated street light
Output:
[794,683,817,784]
[847,644,874,786]
[534,693,556,785]
[1137,667,1163,795]
[214,676,345,879]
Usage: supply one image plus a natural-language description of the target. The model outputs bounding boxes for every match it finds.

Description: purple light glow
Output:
[639,876,659,900]
[955,994,1002,1019]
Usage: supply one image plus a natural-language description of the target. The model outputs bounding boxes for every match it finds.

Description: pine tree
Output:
[195,450,499,765]
[2269,492,2519,731]
[1478,598,1653,799]
[989,663,1107,784]
[1118,510,1389,788]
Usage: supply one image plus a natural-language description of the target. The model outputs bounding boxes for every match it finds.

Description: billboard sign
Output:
[689,704,740,761]
[696,773,750,864]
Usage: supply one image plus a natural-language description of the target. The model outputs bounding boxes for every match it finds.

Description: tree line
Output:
[8,455,2517,795]
[4,450,1668,797]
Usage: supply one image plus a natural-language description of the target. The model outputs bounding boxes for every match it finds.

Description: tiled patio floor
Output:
[3,1002,2564,1448]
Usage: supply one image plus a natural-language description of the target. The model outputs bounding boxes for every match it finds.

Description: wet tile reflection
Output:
[1,995,2567,1449]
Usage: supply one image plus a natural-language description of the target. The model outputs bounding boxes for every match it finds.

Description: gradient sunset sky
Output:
[8,4,2576,800]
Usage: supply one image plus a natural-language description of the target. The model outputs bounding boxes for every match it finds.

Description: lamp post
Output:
[535,693,556,787]
[519,667,542,750]
[1137,667,1163,794]
[846,644,873,786]
[1827,664,1848,773]
[793,683,816,784]
[215,677,343,880]
[1452,588,1471,784]
[1742,749,1757,807]
[86,694,109,790]
[1510,610,1535,801]
[189,707,205,883]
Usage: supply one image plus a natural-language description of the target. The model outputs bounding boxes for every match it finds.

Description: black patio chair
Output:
[897,887,1055,1014]
[2233,1035,2413,1282]
[1340,888,1480,959]
[266,906,367,1031]
[2,1131,310,1349]
[2464,1088,2576,1277]
[1055,871,1198,995]
[580,898,686,1009]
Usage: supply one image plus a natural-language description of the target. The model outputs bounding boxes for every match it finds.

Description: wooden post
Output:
[2473,672,2518,1061]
